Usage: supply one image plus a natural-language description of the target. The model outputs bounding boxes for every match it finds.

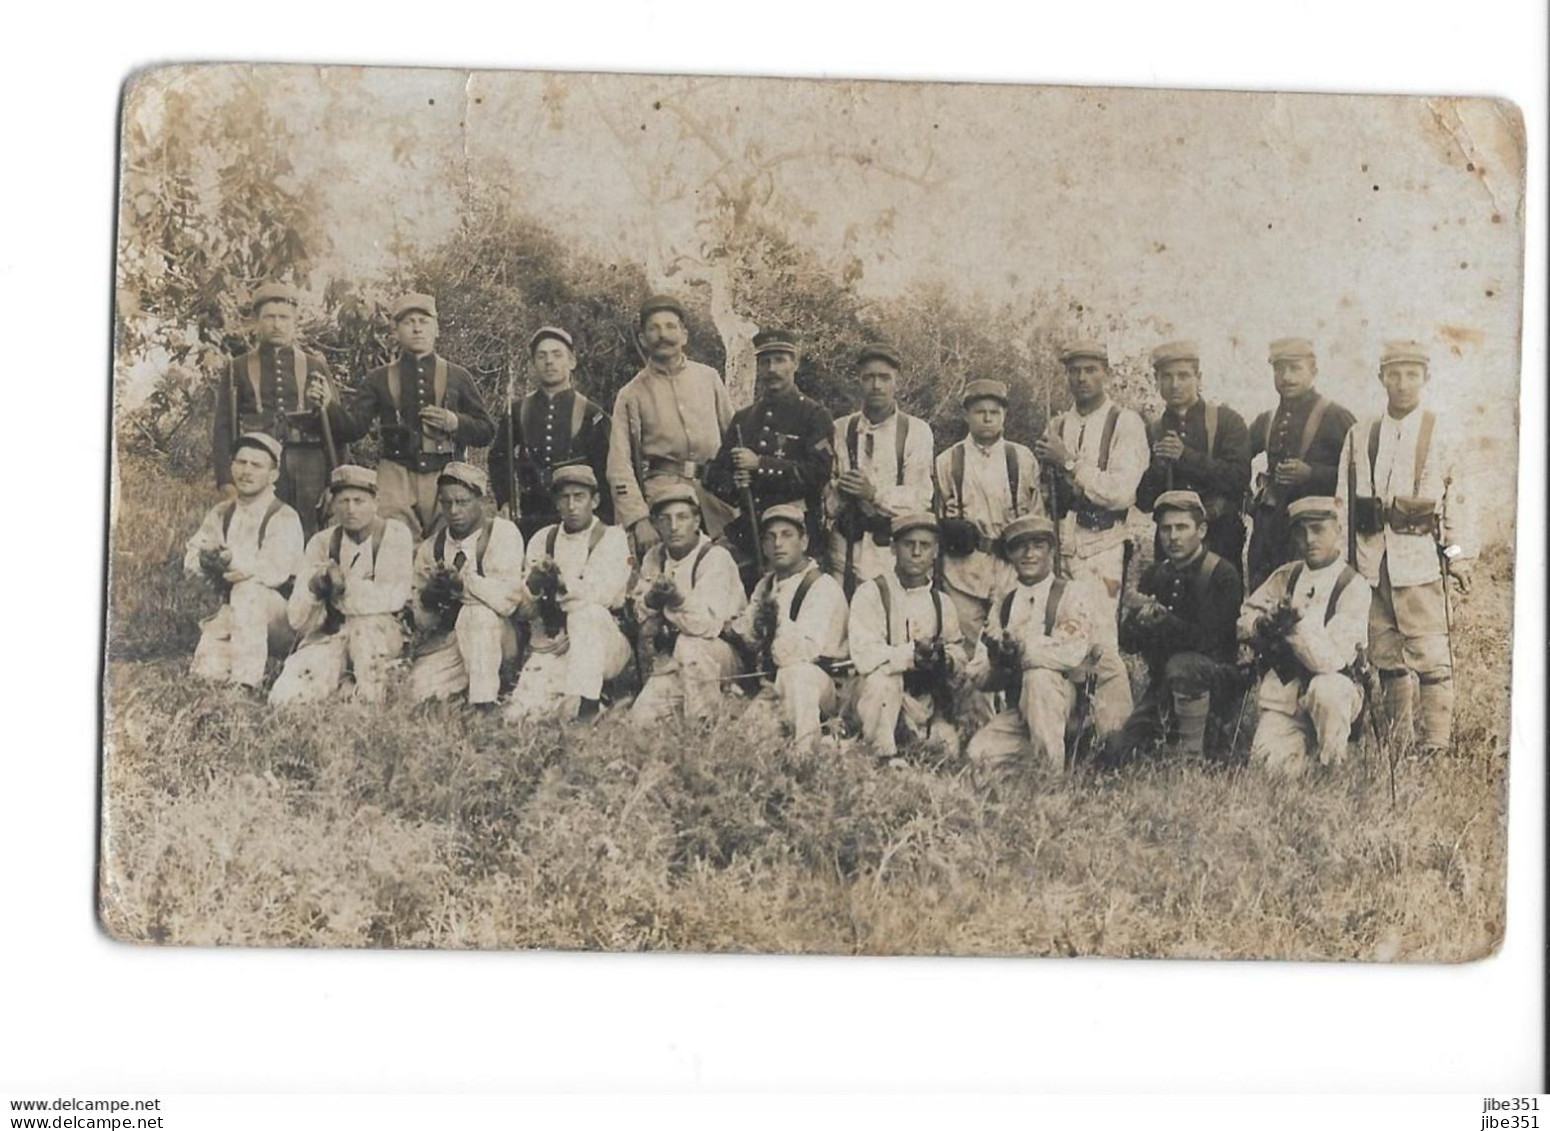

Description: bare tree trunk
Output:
[708,257,759,408]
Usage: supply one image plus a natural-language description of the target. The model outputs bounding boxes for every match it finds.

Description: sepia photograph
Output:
[102,62,1526,961]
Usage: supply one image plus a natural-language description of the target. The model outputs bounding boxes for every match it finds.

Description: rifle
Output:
[1042,377,1065,575]
[734,422,765,575]
[505,354,522,525]
[315,373,339,530]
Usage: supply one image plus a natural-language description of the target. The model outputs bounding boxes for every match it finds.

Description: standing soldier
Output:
[1336,340,1473,757]
[1237,497,1371,778]
[329,293,496,539]
[822,343,935,595]
[705,328,834,590]
[270,465,415,706]
[627,484,748,725]
[1135,341,1252,571]
[488,326,612,544]
[506,466,633,724]
[1246,338,1356,590]
[848,513,967,765]
[1114,491,1244,763]
[1033,339,1145,739]
[727,504,850,749]
[963,516,1106,774]
[212,281,349,540]
[183,431,305,693]
[934,378,1043,645]
[407,462,525,712]
[606,294,736,558]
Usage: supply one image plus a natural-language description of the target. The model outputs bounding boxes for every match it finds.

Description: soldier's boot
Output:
[1417,669,1455,755]
[1172,691,1211,758]
[1379,669,1416,752]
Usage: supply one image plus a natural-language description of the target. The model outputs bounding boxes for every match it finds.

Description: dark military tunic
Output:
[1246,390,1355,589]
[1135,399,1252,570]
[488,386,613,543]
[213,344,350,539]
[705,387,834,585]
[335,352,496,473]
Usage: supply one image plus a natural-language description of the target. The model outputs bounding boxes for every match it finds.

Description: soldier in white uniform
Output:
[728,504,850,748]
[270,465,415,706]
[822,343,935,596]
[964,515,1106,773]
[1033,339,1145,737]
[849,512,967,763]
[183,431,305,691]
[408,462,525,710]
[506,465,633,723]
[934,378,1043,645]
[628,483,748,725]
[1237,496,1372,777]
[1336,340,1473,755]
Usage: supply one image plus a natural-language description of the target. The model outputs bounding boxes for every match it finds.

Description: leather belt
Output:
[646,456,707,481]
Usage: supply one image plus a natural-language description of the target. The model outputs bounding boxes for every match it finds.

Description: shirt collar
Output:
[665,532,710,563]
[857,408,899,433]
[559,517,598,540]
[646,354,688,378]
[1303,557,1344,579]
[235,487,276,512]
[969,436,1003,457]
[1076,396,1112,420]
[1018,573,1056,598]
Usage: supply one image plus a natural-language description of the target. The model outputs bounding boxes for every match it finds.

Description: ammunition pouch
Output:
[1352,496,1385,536]
[1074,503,1127,532]
[939,516,981,558]
[379,422,415,461]
[1387,496,1438,537]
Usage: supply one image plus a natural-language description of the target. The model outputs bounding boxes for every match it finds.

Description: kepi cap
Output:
[638,294,687,326]
[1380,339,1430,367]
[528,326,574,353]
[890,512,939,539]
[437,461,489,497]
[551,465,599,492]
[1268,337,1316,363]
[759,503,808,532]
[1153,489,1206,520]
[999,514,1057,553]
[329,464,378,495]
[232,431,283,466]
[961,378,1010,408]
[392,293,438,322]
[647,481,701,515]
[752,328,799,357]
[1059,339,1109,365]
[249,281,298,313]
[1287,495,1339,524]
[855,341,903,370]
[1150,340,1200,368]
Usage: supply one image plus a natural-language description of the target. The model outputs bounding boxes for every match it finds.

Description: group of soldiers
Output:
[183,281,1473,778]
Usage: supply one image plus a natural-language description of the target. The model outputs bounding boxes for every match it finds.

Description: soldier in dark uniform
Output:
[327,292,496,540]
[1246,337,1355,590]
[1115,490,1245,763]
[212,281,350,540]
[705,328,834,589]
[488,326,612,544]
[1135,340,1252,572]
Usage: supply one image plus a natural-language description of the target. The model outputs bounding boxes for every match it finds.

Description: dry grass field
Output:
[100,454,1513,960]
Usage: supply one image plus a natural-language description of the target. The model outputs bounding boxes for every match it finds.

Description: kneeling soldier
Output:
[270,465,414,706]
[183,431,304,691]
[1237,496,1372,777]
[628,483,749,725]
[1115,490,1244,762]
[408,462,526,710]
[964,515,1104,773]
[727,504,850,747]
[506,465,633,723]
[849,513,967,764]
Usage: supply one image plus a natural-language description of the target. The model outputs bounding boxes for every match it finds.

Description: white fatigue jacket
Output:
[965,573,1097,683]
[289,518,415,632]
[631,534,747,639]
[411,516,527,622]
[823,409,935,526]
[183,488,304,591]
[849,571,966,677]
[1238,559,1373,714]
[606,358,734,530]
[1335,409,1473,588]
[526,517,632,611]
[731,562,850,668]
[1045,397,1148,559]
[934,437,1043,599]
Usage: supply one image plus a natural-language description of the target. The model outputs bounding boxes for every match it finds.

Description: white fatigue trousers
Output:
[269,614,405,706]
[1251,672,1362,778]
[410,606,517,705]
[631,636,741,725]
[856,671,959,757]
[191,580,293,688]
[968,669,1076,773]
[1062,541,1133,736]
[504,605,631,719]
[376,461,443,540]
[769,662,837,746]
